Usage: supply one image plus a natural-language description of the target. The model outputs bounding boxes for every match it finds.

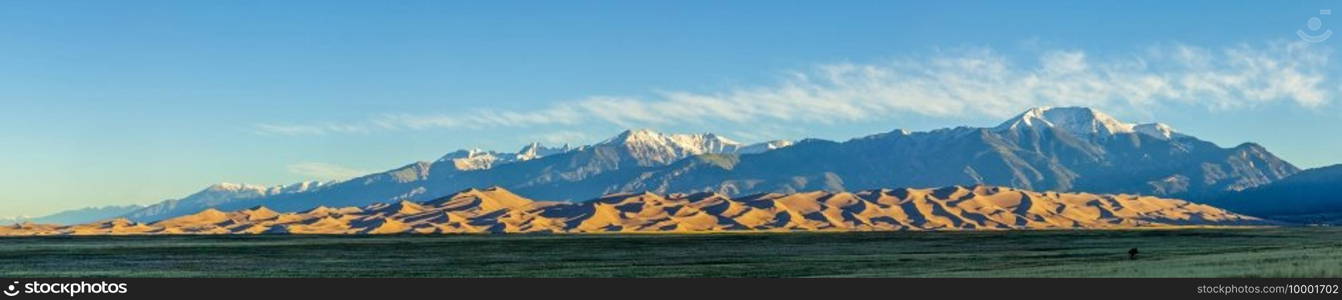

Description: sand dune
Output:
[0,186,1268,236]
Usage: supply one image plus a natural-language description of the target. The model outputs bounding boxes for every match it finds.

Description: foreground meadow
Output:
[1,228,1339,277]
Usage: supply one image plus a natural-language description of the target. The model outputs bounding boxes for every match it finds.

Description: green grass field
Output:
[2,228,1341,277]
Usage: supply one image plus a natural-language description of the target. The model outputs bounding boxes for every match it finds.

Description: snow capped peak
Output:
[206,182,270,193]
[1133,122,1184,140]
[738,140,794,154]
[515,142,570,161]
[607,129,737,145]
[431,130,791,171]
[438,148,489,159]
[997,106,1130,135]
[437,143,573,171]
[600,129,748,166]
[437,149,507,171]
[517,142,544,155]
[611,128,660,140]
[272,180,328,194]
[203,181,326,196]
[996,106,1181,140]
[438,148,491,160]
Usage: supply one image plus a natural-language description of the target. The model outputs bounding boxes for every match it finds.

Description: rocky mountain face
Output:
[607,107,1297,200]
[0,185,1265,236]
[36,106,1299,224]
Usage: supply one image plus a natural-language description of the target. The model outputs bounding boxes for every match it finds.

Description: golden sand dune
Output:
[0,186,1267,235]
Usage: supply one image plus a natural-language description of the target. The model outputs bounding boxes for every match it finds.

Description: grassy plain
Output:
[1,228,1340,277]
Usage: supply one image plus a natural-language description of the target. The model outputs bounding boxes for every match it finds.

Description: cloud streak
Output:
[254,41,1332,136]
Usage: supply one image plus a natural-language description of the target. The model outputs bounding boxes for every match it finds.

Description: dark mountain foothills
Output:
[35,106,1328,225]
[1208,164,1342,223]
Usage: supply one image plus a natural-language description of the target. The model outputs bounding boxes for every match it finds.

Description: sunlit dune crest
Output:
[0,186,1267,236]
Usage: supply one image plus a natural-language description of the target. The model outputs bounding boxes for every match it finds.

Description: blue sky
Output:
[3,0,1341,216]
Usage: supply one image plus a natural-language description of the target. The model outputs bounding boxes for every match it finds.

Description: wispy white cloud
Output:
[254,123,372,136]
[286,162,368,181]
[253,40,1333,136]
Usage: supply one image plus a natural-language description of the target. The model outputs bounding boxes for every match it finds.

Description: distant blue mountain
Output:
[1211,164,1342,223]
[21,205,144,225]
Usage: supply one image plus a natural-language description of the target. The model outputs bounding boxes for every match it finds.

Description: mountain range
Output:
[0,185,1266,235]
[26,106,1321,225]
